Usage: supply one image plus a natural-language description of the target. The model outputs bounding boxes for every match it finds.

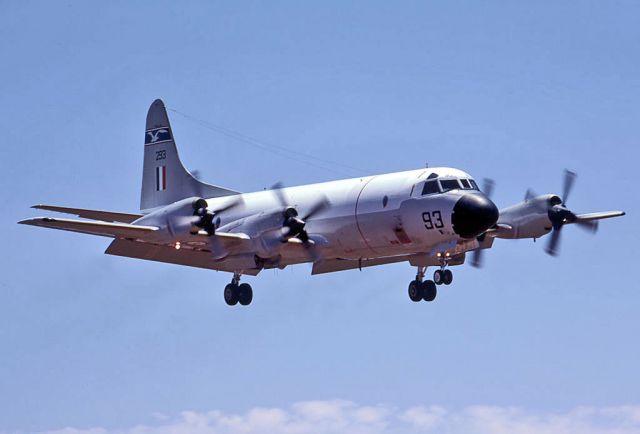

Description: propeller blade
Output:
[482,178,495,198]
[207,234,227,260]
[471,249,483,268]
[301,197,331,221]
[524,188,537,202]
[171,215,200,234]
[562,169,577,204]
[545,227,562,256]
[269,182,289,207]
[574,219,599,234]
[303,242,321,262]
[212,195,244,214]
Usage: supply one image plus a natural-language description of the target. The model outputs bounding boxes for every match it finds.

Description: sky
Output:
[0,1,639,433]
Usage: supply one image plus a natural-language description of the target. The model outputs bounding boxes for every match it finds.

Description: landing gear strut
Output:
[408,267,438,302]
[224,272,253,306]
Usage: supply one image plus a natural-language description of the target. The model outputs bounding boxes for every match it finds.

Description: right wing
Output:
[574,211,626,222]
[312,253,465,275]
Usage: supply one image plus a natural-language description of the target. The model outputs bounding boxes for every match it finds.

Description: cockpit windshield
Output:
[440,179,461,192]
[421,177,479,195]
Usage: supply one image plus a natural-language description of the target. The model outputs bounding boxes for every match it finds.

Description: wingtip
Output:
[18,217,54,225]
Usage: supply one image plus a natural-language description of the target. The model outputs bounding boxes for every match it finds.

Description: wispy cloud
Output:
[28,401,640,434]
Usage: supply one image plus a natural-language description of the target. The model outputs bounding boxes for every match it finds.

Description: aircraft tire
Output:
[408,280,424,302]
[224,284,239,306]
[238,283,253,306]
[443,270,453,285]
[433,270,444,285]
[422,280,437,302]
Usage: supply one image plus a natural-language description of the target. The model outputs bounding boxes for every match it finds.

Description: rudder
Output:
[141,99,239,213]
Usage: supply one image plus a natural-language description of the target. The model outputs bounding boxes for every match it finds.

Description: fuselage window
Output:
[469,179,479,190]
[422,180,440,195]
[439,179,461,192]
[460,179,471,189]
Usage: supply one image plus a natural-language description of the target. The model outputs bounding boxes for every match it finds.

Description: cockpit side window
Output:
[439,179,461,192]
[460,179,471,189]
[422,180,440,195]
[469,179,479,190]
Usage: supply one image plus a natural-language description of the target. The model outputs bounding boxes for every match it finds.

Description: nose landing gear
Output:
[224,272,253,306]
[433,269,453,286]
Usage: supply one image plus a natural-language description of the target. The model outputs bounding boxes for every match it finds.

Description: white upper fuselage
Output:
[205,167,485,262]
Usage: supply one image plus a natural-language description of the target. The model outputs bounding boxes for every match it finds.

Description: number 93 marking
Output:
[422,211,444,230]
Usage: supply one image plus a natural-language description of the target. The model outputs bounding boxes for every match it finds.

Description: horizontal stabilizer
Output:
[574,211,626,222]
[18,217,157,239]
[31,205,143,223]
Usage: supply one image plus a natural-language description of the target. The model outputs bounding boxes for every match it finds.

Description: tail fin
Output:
[141,99,240,213]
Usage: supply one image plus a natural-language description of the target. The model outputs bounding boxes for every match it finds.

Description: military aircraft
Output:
[19,100,625,306]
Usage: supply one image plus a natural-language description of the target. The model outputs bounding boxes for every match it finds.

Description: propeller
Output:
[533,170,598,256]
[191,196,244,259]
[470,178,496,268]
[269,182,330,260]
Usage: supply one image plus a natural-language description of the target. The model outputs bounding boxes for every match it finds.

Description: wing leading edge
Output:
[31,205,143,223]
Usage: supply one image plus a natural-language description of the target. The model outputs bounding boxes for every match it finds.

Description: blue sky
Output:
[1,1,638,433]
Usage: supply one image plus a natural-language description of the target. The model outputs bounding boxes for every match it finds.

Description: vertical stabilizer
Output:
[141,99,239,213]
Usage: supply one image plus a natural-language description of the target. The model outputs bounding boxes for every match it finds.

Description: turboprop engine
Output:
[133,197,211,242]
[494,170,621,256]
[134,196,243,244]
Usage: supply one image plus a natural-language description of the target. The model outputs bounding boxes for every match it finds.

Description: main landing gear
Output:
[408,266,454,302]
[224,272,253,306]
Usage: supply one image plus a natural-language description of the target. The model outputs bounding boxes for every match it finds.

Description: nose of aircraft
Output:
[452,193,499,239]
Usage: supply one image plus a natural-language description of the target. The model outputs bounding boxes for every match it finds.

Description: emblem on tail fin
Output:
[145,128,171,145]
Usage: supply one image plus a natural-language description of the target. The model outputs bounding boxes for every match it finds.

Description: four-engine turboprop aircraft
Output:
[19,100,626,306]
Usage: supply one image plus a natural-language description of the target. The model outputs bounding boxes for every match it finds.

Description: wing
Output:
[105,239,262,275]
[18,217,158,238]
[574,210,626,222]
[19,216,270,274]
[312,252,465,275]
[31,204,143,223]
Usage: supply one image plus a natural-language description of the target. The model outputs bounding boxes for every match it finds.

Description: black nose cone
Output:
[452,194,499,239]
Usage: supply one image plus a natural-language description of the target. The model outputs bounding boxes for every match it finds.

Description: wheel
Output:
[238,283,253,306]
[422,280,437,302]
[443,269,453,285]
[224,284,239,306]
[433,269,444,285]
[408,280,424,302]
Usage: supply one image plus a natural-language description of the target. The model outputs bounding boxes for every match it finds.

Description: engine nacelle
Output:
[495,195,558,239]
[135,197,205,242]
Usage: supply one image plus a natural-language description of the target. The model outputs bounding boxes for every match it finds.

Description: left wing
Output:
[105,239,262,275]
[31,204,143,223]
[19,216,311,274]
[18,217,158,238]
